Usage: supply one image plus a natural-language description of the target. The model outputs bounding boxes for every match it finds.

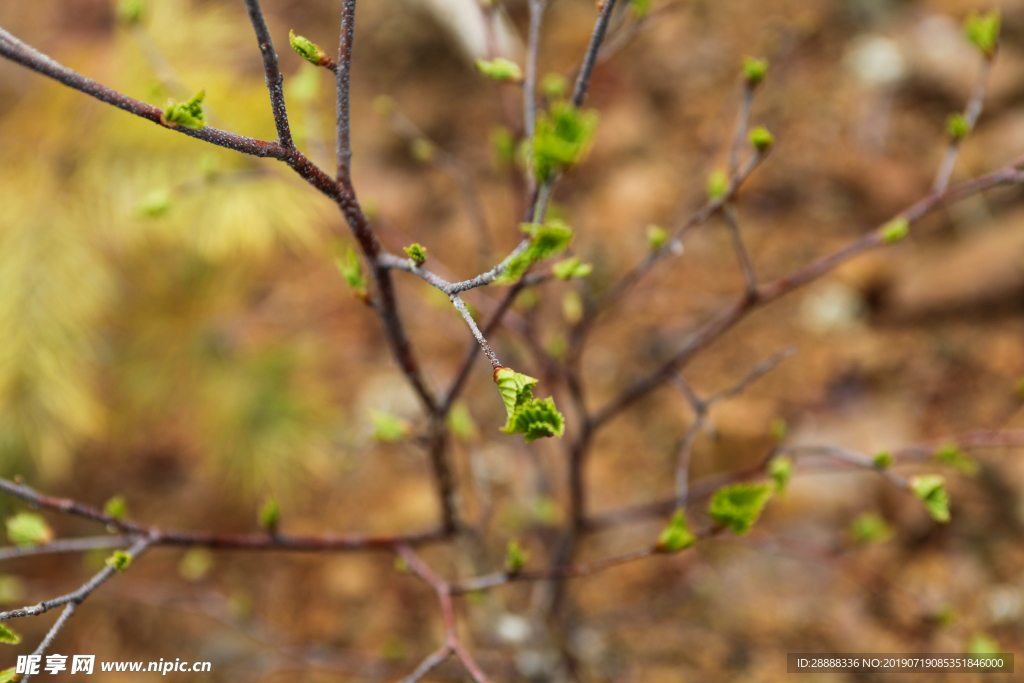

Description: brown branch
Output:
[0,535,133,562]
[242,0,294,148]
[571,0,619,108]
[336,0,356,183]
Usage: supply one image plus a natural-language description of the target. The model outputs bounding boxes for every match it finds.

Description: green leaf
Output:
[494,367,539,417]
[552,256,593,280]
[404,243,428,266]
[946,113,971,142]
[117,0,144,25]
[289,30,330,67]
[709,483,774,535]
[494,368,565,442]
[496,220,574,284]
[137,187,172,218]
[334,247,367,299]
[505,539,528,573]
[965,10,1000,58]
[447,402,479,441]
[749,126,775,153]
[0,668,21,683]
[850,512,892,544]
[106,550,132,572]
[258,497,280,530]
[532,101,599,183]
[162,89,206,130]
[880,216,909,244]
[104,495,127,520]
[872,450,894,469]
[967,633,1001,655]
[910,475,950,523]
[541,73,569,101]
[707,168,728,200]
[768,455,794,493]
[6,513,54,547]
[629,0,651,18]
[934,444,978,477]
[0,624,20,645]
[475,57,524,82]
[646,224,668,250]
[370,412,411,442]
[179,548,214,582]
[742,56,769,87]
[410,139,434,162]
[657,510,696,552]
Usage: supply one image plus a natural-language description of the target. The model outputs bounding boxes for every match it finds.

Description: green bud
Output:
[709,483,774,535]
[404,243,428,266]
[646,224,668,250]
[743,56,769,87]
[162,89,206,130]
[657,510,696,552]
[768,455,794,493]
[258,497,280,531]
[966,633,1001,655]
[541,73,569,101]
[372,95,395,118]
[104,495,127,520]
[106,550,133,572]
[505,539,528,573]
[531,102,599,184]
[965,10,1000,58]
[946,113,971,142]
[410,139,434,162]
[334,247,368,301]
[850,512,892,544]
[117,0,144,25]
[552,256,593,280]
[934,444,978,477]
[289,30,330,67]
[475,57,524,82]
[749,126,775,153]
[707,168,729,200]
[137,187,172,218]
[880,216,909,244]
[872,450,894,469]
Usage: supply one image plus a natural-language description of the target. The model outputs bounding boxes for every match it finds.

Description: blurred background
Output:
[3,0,1024,680]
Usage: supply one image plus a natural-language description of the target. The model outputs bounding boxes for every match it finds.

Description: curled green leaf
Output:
[289,30,331,67]
[709,483,774,535]
[496,220,574,284]
[162,89,206,130]
[0,624,20,645]
[404,243,428,266]
[965,10,1000,58]
[657,510,696,552]
[494,368,565,443]
[910,475,950,523]
[106,550,132,572]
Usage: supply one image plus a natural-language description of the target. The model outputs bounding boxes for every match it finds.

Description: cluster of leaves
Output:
[493,368,564,443]
[496,220,574,284]
[531,102,599,184]
[161,89,206,130]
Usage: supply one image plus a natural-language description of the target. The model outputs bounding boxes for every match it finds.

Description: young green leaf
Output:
[964,10,1000,58]
[880,216,909,244]
[768,455,794,493]
[505,539,528,573]
[541,73,569,101]
[0,624,20,645]
[910,475,950,523]
[259,497,280,531]
[404,243,428,266]
[850,512,892,544]
[496,220,575,284]
[334,247,368,300]
[104,495,127,520]
[657,510,696,552]
[552,256,593,280]
[0,668,19,683]
[742,56,769,87]
[707,169,729,200]
[872,450,894,469]
[6,513,54,547]
[370,412,411,443]
[967,633,1001,655]
[494,368,565,443]
[106,550,132,572]
[709,483,774,535]
[934,444,978,476]
[289,30,331,67]
[161,89,206,130]
[749,126,775,153]
[475,57,524,82]
[532,101,599,183]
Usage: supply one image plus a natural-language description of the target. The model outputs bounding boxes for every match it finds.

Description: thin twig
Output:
[0,535,133,562]
[21,604,76,683]
[242,0,293,148]
[571,0,619,108]
[933,57,992,193]
[336,0,356,183]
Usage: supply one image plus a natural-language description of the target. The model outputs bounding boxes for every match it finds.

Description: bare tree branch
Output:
[242,0,294,148]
